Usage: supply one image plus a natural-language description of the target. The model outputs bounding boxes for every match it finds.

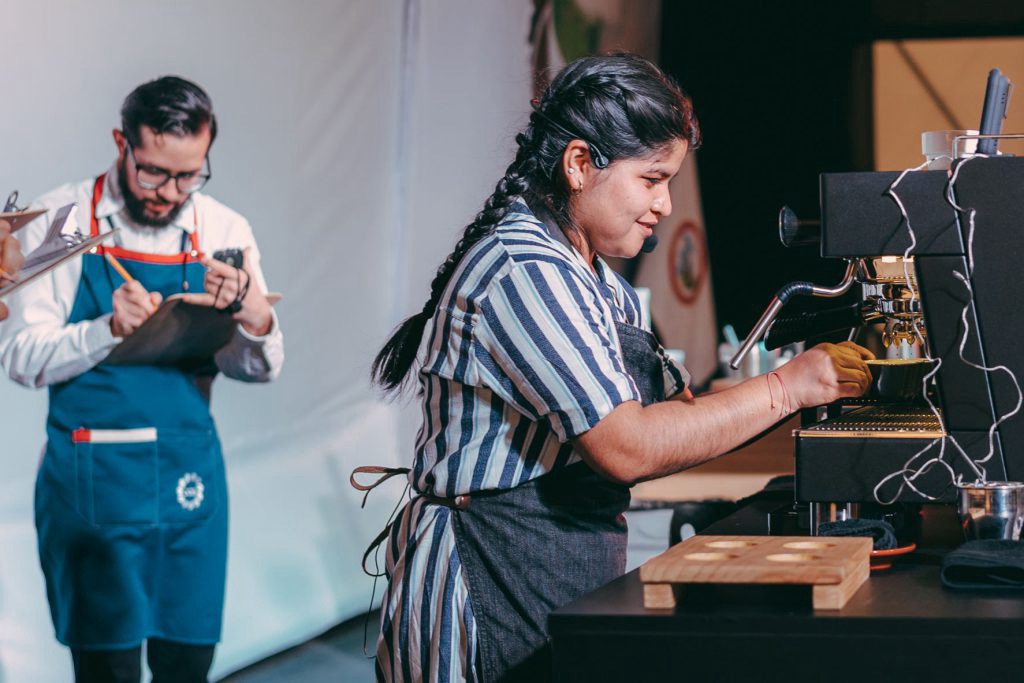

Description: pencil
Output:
[105,253,134,283]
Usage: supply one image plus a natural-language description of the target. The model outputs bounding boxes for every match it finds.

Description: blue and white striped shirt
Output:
[412,201,685,497]
[377,201,687,682]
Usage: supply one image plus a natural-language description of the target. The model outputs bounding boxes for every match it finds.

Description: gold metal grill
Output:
[797,406,943,439]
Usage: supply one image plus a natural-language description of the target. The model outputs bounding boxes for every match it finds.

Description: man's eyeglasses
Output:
[126,143,212,194]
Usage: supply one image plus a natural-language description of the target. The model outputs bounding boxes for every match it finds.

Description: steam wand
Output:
[729,260,859,370]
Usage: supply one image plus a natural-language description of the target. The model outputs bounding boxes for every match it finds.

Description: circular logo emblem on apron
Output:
[176,472,205,511]
[667,220,708,305]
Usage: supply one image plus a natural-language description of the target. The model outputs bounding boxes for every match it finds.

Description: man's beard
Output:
[117,158,187,228]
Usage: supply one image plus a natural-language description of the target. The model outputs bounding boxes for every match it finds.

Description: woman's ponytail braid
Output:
[373,53,699,395]
[371,134,538,393]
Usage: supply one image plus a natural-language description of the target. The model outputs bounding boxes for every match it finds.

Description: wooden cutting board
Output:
[639,535,871,610]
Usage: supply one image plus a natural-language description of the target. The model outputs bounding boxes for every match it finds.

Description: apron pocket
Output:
[157,428,220,524]
[74,428,159,525]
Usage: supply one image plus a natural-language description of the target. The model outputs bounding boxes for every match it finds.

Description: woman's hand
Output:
[776,341,875,409]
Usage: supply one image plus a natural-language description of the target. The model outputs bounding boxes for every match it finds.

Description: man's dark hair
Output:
[120,76,218,147]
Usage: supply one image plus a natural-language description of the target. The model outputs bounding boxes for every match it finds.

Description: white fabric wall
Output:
[0,1,532,679]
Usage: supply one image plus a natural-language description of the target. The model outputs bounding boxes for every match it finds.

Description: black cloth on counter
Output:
[941,540,1024,589]
[818,518,898,550]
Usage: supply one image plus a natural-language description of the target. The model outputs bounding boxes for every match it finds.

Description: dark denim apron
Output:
[452,321,668,682]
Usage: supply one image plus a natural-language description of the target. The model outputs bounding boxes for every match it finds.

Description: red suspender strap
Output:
[189,205,200,253]
[90,173,202,260]
[89,174,105,238]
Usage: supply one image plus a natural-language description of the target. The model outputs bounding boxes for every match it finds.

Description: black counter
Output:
[549,499,1024,682]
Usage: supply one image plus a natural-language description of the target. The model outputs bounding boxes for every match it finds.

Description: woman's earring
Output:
[567,168,575,175]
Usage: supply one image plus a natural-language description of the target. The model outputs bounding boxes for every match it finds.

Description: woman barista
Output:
[365,53,873,682]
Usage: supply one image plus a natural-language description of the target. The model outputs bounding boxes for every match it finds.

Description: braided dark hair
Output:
[372,53,700,394]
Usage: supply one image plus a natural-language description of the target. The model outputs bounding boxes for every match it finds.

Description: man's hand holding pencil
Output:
[108,256,162,338]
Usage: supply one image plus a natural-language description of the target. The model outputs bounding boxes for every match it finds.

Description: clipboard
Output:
[1,190,47,232]
[0,208,47,232]
[0,204,111,299]
[102,295,237,366]
[102,293,283,367]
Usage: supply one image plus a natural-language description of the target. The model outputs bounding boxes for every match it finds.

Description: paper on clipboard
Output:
[0,204,113,299]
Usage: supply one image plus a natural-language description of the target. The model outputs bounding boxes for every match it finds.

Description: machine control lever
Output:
[779,205,821,248]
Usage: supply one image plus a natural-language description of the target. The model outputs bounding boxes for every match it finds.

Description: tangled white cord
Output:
[873,154,1022,504]
[945,158,1024,470]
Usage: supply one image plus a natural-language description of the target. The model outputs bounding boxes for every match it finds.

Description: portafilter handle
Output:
[764,302,873,351]
[729,260,858,370]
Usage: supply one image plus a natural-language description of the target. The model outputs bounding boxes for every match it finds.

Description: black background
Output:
[658,0,1024,354]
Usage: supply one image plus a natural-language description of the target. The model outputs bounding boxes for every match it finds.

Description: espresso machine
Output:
[731,156,1024,532]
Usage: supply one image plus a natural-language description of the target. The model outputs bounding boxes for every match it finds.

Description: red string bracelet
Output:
[767,371,791,413]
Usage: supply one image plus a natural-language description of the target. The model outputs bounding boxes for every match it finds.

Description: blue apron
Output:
[35,174,229,649]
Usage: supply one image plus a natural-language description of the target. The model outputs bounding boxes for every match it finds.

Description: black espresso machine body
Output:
[745,157,1024,509]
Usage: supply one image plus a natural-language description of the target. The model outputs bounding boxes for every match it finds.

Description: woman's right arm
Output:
[572,341,873,485]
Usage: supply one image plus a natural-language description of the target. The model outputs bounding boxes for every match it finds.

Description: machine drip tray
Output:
[799,405,943,437]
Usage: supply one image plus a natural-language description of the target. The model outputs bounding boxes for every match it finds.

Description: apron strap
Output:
[362,523,394,578]
[358,493,471,578]
[352,465,473,576]
[351,465,411,577]
[90,175,105,238]
[421,492,471,510]
[350,465,411,508]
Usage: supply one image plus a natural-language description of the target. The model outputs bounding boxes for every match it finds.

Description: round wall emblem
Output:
[667,220,708,305]
[176,472,205,511]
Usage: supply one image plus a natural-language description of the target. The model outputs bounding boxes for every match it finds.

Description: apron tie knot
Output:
[350,465,411,509]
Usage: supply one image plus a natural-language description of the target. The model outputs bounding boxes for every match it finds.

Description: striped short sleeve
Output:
[475,257,641,443]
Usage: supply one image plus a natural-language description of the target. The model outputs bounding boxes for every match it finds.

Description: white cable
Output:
[944,155,1023,476]
[875,153,1024,504]
[950,270,1023,465]
[874,161,975,503]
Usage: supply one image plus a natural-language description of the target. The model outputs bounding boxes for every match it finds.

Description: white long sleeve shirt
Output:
[0,163,284,388]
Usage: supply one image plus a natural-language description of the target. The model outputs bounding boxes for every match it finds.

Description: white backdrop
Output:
[0,1,533,679]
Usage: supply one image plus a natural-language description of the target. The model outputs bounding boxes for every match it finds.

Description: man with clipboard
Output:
[0,77,284,682]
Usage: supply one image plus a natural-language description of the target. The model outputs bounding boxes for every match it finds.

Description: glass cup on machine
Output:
[921,130,979,171]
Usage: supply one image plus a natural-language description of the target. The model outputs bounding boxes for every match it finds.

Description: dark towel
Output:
[941,540,1024,589]
[817,518,898,550]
